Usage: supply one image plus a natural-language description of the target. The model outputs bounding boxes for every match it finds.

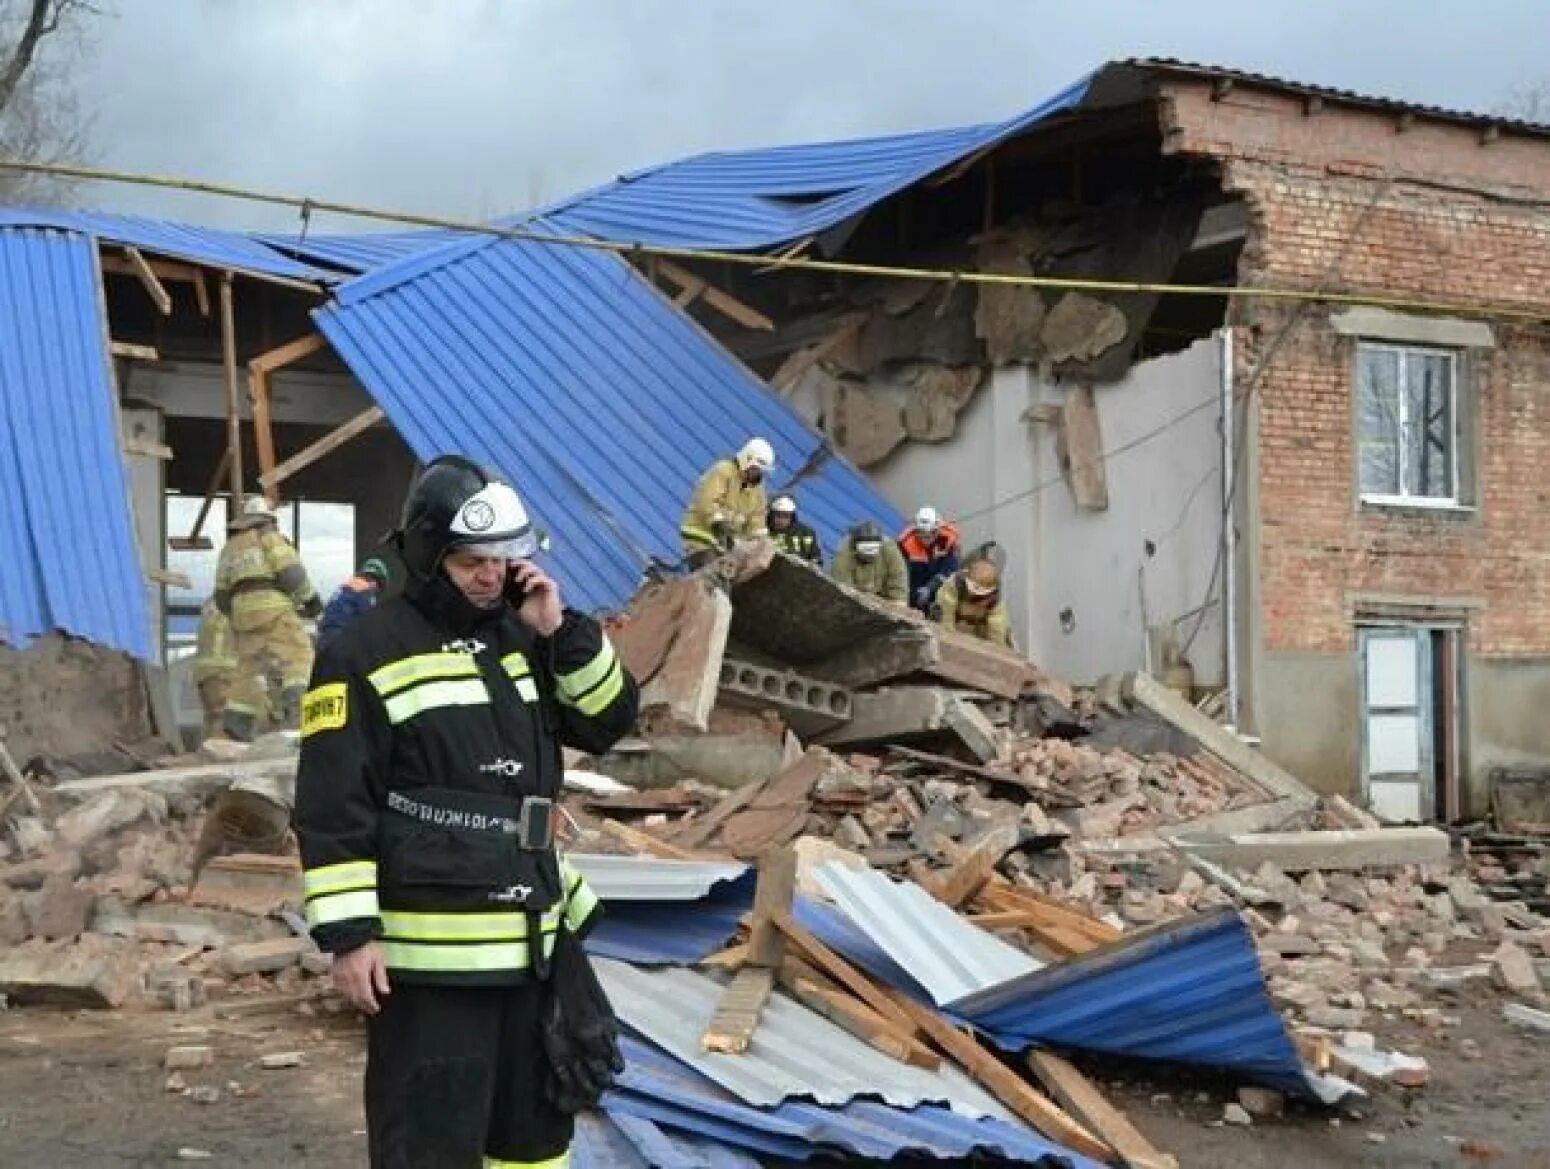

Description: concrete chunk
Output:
[1493,942,1542,997]
[165,1045,214,1070]
[0,949,131,1008]
[613,577,732,732]
[1505,1002,1550,1032]
[220,936,312,976]
[818,687,999,761]
[730,553,918,667]
[1175,827,1450,872]
[717,656,852,737]
[92,898,291,949]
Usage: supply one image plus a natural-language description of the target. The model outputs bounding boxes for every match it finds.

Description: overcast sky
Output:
[48,0,1549,234]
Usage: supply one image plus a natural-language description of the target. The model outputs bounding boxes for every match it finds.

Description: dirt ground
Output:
[0,994,1547,1168]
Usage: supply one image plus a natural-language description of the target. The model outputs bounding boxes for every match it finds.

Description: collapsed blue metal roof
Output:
[316,230,903,614]
[0,229,151,658]
[532,72,1094,251]
[948,909,1315,1098]
[586,871,753,967]
[0,208,332,283]
[604,1036,1098,1167]
[255,228,472,274]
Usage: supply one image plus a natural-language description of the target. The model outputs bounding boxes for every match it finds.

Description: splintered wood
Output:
[1027,1050,1177,1169]
[701,845,794,1054]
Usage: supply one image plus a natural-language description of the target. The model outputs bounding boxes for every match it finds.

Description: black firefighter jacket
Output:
[292,575,638,987]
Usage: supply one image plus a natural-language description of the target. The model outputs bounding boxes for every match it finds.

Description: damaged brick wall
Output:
[1163,81,1550,659]
[0,635,153,764]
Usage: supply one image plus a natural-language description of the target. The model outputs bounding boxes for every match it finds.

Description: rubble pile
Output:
[0,742,331,1012]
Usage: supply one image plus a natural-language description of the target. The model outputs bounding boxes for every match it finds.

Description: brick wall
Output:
[1163,80,1550,657]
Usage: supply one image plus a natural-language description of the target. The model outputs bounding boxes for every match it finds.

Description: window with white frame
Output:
[1357,342,1459,505]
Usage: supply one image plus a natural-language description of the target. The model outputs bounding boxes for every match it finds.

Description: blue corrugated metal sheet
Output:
[533,73,1093,251]
[0,229,151,658]
[606,1036,1099,1167]
[585,873,752,967]
[574,1110,763,1169]
[254,229,472,274]
[316,232,903,615]
[948,908,1314,1097]
[0,208,332,282]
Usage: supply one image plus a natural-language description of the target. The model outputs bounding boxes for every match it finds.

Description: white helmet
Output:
[914,505,940,534]
[737,437,775,473]
[770,494,797,516]
[242,496,276,521]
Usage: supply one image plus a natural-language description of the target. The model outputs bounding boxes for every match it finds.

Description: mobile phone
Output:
[503,566,531,608]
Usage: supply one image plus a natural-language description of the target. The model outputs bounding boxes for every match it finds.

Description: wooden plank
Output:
[656,258,774,331]
[887,744,1043,797]
[701,966,774,1053]
[123,436,173,461]
[1027,1049,1177,1169]
[259,404,385,489]
[249,332,326,374]
[928,840,1001,909]
[974,882,1119,957]
[191,270,211,317]
[248,367,279,506]
[219,274,245,511]
[698,941,750,971]
[598,818,704,861]
[674,779,762,849]
[1059,384,1109,511]
[780,967,941,1069]
[773,915,920,1037]
[146,567,192,589]
[123,246,173,315]
[746,845,797,969]
[168,446,232,551]
[110,341,160,362]
[884,989,1115,1162]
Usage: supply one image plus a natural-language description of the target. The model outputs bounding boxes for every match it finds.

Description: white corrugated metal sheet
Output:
[594,958,1013,1118]
[568,854,748,902]
[813,863,1040,1007]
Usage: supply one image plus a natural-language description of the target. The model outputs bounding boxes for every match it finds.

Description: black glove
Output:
[540,927,624,1114]
[299,595,324,619]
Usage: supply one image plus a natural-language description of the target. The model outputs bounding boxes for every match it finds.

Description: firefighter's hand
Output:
[511,560,563,636]
[334,942,390,1015]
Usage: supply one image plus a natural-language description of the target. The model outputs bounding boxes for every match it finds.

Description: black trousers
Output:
[365,980,572,1168]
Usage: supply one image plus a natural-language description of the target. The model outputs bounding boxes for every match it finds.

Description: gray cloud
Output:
[61,0,1550,232]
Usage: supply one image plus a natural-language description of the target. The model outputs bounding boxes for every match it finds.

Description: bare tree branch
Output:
[0,0,55,116]
[0,0,101,204]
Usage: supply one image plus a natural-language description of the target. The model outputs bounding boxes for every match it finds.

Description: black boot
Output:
[279,685,306,730]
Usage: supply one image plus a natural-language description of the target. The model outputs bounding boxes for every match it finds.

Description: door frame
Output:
[1356,621,1463,823]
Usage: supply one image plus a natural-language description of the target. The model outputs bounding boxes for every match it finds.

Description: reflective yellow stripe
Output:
[562,659,625,717]
[680,524,717,547]
[303,860,378,898]
[379,909,562,943]
[564,880,600,933]
[368,652,480,697]
[380,933,557,973]
[515,677,539,703]
[382,678,490,724]
[305,888,380,927]
[500,651,531,679]
[484,1152,568,1168]
[557,640,618,700]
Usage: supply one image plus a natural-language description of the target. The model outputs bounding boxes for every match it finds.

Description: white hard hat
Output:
[914,505,940,533]
[737,438,775,473]
[770,494,797,515]
[242,496,276,520]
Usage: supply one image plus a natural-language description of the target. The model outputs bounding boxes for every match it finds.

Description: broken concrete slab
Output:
[1125,674,1315,811]
[0,947,132,1008]
[189,853,303,916]
[925,629,1042,701]
[219,936,313,976]
[807,627,940,691]
[54,789,167,848]
[1505,1002,1550,1033]
[1174,827,1450,872]
[52,757,297,805]
[613,577,733,733]
[730,553,919,669]
[598,708,792,791]
[21,873,95,940]
[717,657,852,738]
[91,898,291,949]
[817,687,999,762]
[1493,941,1543,997]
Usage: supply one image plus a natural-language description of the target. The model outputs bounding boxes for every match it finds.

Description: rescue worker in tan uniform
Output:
[192,598,237,741]
[214,497,322,740]
[934,548,1014,648]
[830,521,908,604]
[679,437,775,567]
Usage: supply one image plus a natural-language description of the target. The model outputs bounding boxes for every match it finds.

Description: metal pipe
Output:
[1221,327,1240,729]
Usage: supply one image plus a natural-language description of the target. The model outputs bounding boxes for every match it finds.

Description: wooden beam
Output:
[100,255,204,284]
[146,567,192,589]
[674,779,761,849]
[123,247,173,315]
[1027,1050,1178,1169]
[698,941,750,971]
[928,840,1001,909]
[599,818,704,861]
[249,332,326,375]
[191,270,211,317]
[168,446,232,551]
[974,882,1120,957]
[780,965,940,1069]
[746,845,797,969]
[702,966,775,1054]
[655,258,774,331]
[248,366,279,506]
[219,274,245,511]
[884,989,1114,1162]
[259,405,384,490]
[774,915,920,1037]
[123,436,173,461]
[110,341,160,362]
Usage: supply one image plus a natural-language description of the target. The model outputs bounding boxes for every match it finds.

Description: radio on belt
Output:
[517,797,554,850]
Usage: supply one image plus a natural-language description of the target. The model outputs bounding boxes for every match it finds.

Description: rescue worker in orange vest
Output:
[934,545,1014,648]
[767,494,821,564]
[679,438,775,567]
[214,497,321,740]
[898,505,961,613]
[318,557,390,652]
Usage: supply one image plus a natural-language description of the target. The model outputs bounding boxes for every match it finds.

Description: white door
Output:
[1360,627,1432,823]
